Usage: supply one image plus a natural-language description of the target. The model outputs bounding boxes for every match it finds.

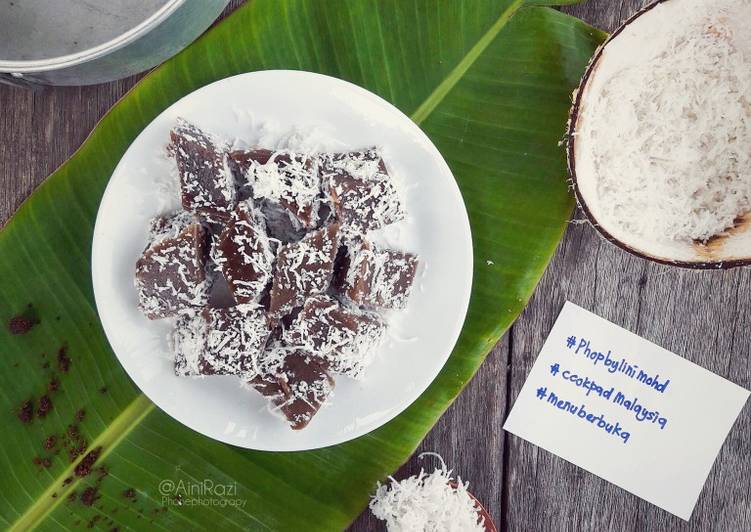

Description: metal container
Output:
[0,0,230,87]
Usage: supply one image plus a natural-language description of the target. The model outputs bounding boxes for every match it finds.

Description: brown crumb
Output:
[68,438,87,463]
[32,456,52,468]
[87,514,102,528]
[96,465,108,479]
[17,400,34,423]
[74,447,101,477]
[62,476,73,486]
[48,376,60,393]
[8,315,35,335]
[80,486,99,507]
[99,386,108,394]
[36,395,53,418]
[67,431,88,462]
[75,409,86,422]
[123,488,137,501]
[43,435,57,449]
[67,491,77,503]
[57,346,71,373]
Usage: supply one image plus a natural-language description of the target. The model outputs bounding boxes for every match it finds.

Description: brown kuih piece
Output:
[339,239,418,310]
[212,202,275,305]
[250,349,334,430]
[240,149,323,231]
[173,304,272,379]
[135,212,208,319]
[227,148,273,201]
[285,295,386,379]
[321,148,404,233]
[169,118,236,218]
[268,224,340,317]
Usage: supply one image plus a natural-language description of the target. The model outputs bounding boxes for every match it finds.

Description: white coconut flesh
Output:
[571,0,751,266]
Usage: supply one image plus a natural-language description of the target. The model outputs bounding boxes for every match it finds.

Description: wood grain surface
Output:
[1,1,748,531]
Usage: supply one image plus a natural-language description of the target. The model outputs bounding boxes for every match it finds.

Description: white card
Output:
[503,301,749,520]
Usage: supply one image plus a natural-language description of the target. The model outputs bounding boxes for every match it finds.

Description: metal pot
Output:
[0,0,230,87]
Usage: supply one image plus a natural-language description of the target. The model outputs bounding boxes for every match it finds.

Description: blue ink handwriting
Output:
[572,337,670,393]
[543,389,631,444]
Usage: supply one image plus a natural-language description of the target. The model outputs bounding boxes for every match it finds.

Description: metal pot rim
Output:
[0,0,185,73]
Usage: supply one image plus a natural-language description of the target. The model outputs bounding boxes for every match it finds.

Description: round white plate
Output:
[92,70,473,451]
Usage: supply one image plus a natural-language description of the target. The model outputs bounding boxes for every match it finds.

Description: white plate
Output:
[92,70,472,451]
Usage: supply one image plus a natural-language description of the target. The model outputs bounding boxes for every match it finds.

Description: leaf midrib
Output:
[411,0,524,124]
[10,396,154,531]
[8,0,527,528]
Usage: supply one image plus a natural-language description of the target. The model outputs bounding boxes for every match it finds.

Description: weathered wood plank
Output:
[564,0,648,32]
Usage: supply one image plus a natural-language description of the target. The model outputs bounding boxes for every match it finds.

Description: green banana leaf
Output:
[0,1,604,530]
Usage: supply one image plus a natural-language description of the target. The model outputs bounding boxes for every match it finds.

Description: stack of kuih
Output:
[134,119,419,429]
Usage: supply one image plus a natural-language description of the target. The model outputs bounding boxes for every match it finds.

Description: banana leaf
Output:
[0,1,604,530]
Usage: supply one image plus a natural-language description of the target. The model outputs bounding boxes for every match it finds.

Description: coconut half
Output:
[568,0,751,268]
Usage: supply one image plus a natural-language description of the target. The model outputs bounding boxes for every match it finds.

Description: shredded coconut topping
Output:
[321,148,405,233]
[344,240,419,310]
[173,304,271,379]
[269,224,340,316]
[212,201,275,304]
[170,118,236,217]
[370,453,487,532]
[173,310,208,377]
[577,1,751,242]
[247,150,323,229]
[135,212,208,319]
[285,295,386,379]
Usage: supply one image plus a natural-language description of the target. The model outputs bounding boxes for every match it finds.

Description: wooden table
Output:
[1,2,748,531]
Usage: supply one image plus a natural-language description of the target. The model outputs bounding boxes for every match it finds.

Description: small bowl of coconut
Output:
[568,0,751,268]
[369,453,497,531]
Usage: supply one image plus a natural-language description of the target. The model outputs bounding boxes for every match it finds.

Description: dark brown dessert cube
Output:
[249,348,334,430]
[228,148,273,201]
[320,148,404,233]
[173,304,272,378]
[135,212,208,319]
[286,295,386,379]
[268,224,340,317]
[340,240,418,309]
[212,202,275,305]
[173,310,208,376]
[169,118,235,218]
[237,149,323,231]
